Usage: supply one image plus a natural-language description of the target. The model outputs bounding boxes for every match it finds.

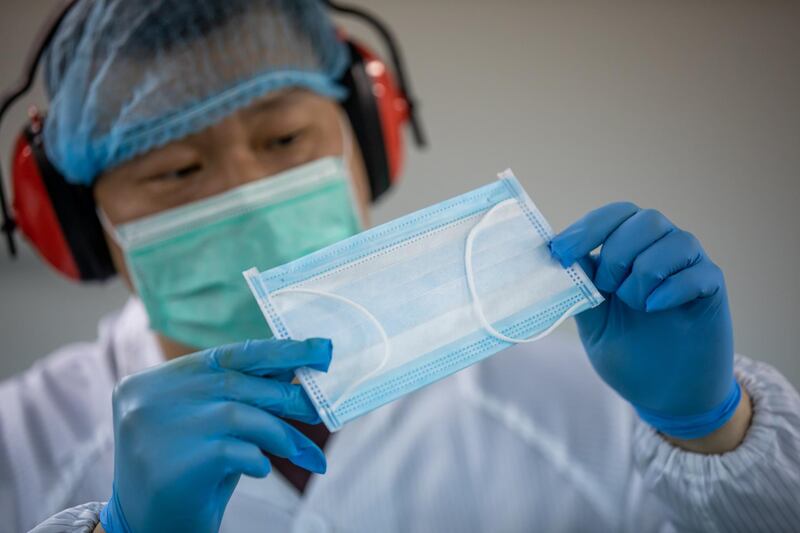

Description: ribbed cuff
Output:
[634,378,741,440]
[99,486,133,533]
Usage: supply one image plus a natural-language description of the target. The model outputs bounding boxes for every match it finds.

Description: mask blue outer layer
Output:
[245,171,603,431]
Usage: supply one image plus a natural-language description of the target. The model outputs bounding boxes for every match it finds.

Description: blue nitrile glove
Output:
[99,338,331,533]
[550,203,739,439]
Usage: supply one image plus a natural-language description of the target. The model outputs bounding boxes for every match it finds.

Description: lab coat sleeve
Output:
[633,355,800,532]
[27,502,104,533]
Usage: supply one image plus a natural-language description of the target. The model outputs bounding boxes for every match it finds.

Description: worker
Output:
[0,1,797,532]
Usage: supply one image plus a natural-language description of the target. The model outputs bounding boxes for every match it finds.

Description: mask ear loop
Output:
[337,110,367,229]
[96,207,125,248]
[465,199,585,344]
[270,287,390,412]
[339,110,353,173]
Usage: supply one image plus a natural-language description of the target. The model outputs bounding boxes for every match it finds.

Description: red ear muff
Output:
[351,40,408,183]
[11,130,80,280]
[10,115,115,282]
[340,38,412,201]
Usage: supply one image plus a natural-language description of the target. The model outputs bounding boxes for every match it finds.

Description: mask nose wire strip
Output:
[270,287,391,411]
[464,199,584,344]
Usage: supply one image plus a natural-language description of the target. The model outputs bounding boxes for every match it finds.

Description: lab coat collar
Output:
[108,297,165,381]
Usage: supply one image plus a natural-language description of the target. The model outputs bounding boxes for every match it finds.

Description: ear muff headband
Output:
[326,1,426,148]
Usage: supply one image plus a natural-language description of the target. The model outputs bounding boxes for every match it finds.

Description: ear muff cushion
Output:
[341,41,391,201]
[13,128,115,281]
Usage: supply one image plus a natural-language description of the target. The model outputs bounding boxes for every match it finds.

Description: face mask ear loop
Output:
[337,110,367,229]
[464,199,585,344]
[339,110,354,175]
[271,287,390,412]
[97,207,142,291]
[96,207,126,248]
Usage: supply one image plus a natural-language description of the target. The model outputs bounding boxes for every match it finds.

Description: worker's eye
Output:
[150,163,203,182]
[265,130,304,150]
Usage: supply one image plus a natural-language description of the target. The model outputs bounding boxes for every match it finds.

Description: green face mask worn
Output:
[104,156,362,350]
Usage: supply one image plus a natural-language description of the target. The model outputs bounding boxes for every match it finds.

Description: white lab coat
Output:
[2,298,799,533]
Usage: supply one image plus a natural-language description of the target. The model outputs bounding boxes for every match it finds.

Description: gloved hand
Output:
[550,203,739,439]
[99,338,331,533]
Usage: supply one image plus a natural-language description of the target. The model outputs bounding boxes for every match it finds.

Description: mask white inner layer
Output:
[271,197,582,409]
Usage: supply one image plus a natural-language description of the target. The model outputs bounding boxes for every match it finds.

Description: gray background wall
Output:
[1,1,798,388]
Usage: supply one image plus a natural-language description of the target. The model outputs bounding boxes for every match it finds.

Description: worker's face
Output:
[94,89,371,290]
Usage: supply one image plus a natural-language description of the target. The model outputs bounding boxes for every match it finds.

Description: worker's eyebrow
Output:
[248,90,306,115]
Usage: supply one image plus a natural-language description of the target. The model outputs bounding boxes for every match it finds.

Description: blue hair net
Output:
[43,0,350,185]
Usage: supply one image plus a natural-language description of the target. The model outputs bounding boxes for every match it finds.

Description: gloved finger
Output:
[577,254,598,280]
[272,370,298,383]
[205,438,272,479]
[212,371,320,424]
[616,229,704,311]
[549,202,640,268]
[212,401,327,474]
[206,338,332,376]
[593,209,676,293]
[644,260,723,312]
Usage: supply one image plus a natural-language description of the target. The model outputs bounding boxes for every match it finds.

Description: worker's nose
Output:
[216,145,268,189]
[201,114,272,191]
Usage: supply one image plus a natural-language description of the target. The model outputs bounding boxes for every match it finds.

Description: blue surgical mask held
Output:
[245,170,604,431]
[101,156,362,350]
